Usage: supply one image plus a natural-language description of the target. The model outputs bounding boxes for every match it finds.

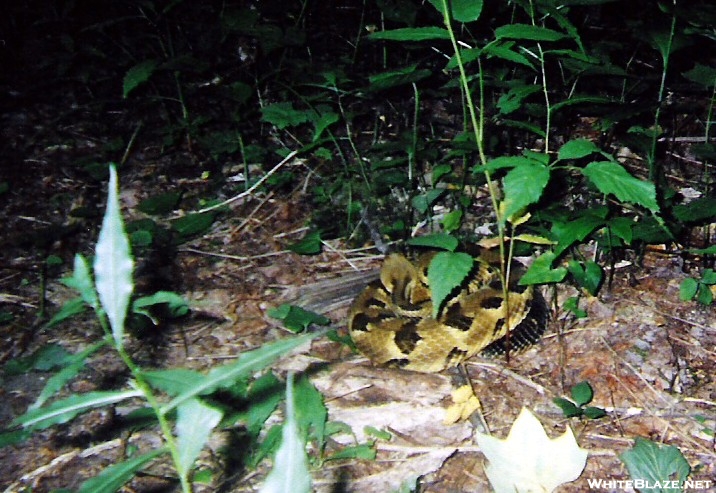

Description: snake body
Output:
[347,252,549,372]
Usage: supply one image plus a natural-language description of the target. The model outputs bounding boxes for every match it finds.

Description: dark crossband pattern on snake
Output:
[348,252,549,372]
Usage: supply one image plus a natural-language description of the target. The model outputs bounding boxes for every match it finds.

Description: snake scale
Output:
[347,251,549,372]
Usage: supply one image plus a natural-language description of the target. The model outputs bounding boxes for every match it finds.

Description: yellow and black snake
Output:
[347,251,549,372]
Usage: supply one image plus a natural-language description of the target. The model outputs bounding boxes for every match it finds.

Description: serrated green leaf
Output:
[94,165,134,346]
[287,230,322,255]
[428,252,473,318]
[176,398,223,480]
[495,24,567,42]
[558,139,599,161]
[367,26,450,42]
[570,381,594,407]
[441,210,463,233]
[520,252,567,285]
[162,332,321,414]
[582,161,659,212]
[406,233,458,251]
[502,162,550,222]
[481,42,535,69]
[261,102,311,129]
[294,375,327,447]
[78,447,167,493]
[13,389,143,430]
[497,85,543,115]
[259,373,311,493]
[620,438,690,491]
[123,60,158,98]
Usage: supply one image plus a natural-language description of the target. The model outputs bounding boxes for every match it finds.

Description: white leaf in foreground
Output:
[94,165,134,346]
[475,407,588,493]
[175,398,223,480]
[259,373,311,493]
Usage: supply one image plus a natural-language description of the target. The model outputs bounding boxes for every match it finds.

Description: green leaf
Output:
[570,381,594,407]
[481,42,535,69]
[497,84,542,115]
[287,230,322,255]
[0,429,31,448]
[567,260,603,296]
[31,341,107,410]
[411,189,445,214]
[406,233,458,251]
[679,278,698,301]
[261,102,311,130]
[133,291,189,318]
[13,389,143,430]
[620,438,691,492]
[46,297,87,328]
[696,285,713,305]
[137,192,182,215]
[294,376,327,447]
[64,254,100,311]
[700,269,716,285]
[553,397,582,418]
[582,161,659,212]
[563,297,587,318]
[141,369,207,396]
[583,406,607,419]
[682,63,716,88]
[521,252,567,285]
[502,162,550,222]
[495,24,567,42]
[122,60,158,98]
[428,0,483,23]
[551,210,607,257]
[259,374,312,493]
[3,344,72,375]
[367,27,450,42]
[163,332,321,414]
[557,139,600,161]
[171,212,216,239]
[367,65,432,91]
[325,443,377,461]
[441,210,463,233]
[267,304,330,333]
[608,216,634,245]
[78,447,167,493]
[94,165,134,346]
[176,398,223,480]
[427,252,473,318]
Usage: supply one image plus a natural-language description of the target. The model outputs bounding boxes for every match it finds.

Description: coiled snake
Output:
[348,252,549,372]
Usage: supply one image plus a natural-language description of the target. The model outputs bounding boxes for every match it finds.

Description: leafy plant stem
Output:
[440,0,515,354]
[648,4,677,186]
[112,339,190,492]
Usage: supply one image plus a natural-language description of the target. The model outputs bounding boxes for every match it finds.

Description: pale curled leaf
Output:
[176,398,223,480]
[475,407,588,493]
[94,165,134,346]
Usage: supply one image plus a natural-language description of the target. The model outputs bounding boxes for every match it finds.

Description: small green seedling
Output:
[680,269,716,305]
[553,381,606,419]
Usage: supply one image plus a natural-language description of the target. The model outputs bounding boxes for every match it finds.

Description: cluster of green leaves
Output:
[553,381,606,420]
[2,166,372,492]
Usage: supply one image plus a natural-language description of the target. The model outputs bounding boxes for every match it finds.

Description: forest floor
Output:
[0,64,714,493]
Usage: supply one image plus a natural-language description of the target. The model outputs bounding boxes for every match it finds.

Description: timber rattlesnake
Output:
[348,251,549,372]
